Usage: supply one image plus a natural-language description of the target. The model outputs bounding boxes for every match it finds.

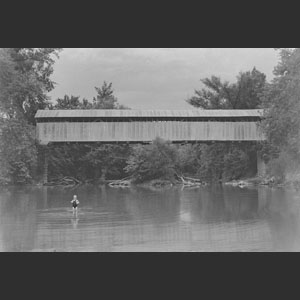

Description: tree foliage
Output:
[261,48,300,180]
[262,48,300,158]
[186,68,266,109]
[93,81,128,109]
[0,118,37,184]
[50,94,93,110]
[125,138,178,183]
[0,48,62,124]
[0,48,61,185]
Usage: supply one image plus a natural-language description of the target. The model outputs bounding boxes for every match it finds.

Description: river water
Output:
[0,184,300,252]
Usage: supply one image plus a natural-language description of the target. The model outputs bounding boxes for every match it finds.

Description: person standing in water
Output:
[71,195,79,215]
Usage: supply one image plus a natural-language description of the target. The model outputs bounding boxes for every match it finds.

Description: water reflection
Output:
[0,187,38,251]
[71,217,79,229]
[0,184,300,252]
[261,188,300,251]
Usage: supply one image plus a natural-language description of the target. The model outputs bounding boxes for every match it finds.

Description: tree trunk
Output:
[43,148,48,184]
[100,167,107,181]
[257,151,266,177]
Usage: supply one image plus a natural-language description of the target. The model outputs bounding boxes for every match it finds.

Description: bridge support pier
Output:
[43,147,49,185]
[257,151,266,177]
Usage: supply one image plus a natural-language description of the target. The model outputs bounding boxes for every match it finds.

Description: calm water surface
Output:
[0,184,300,252]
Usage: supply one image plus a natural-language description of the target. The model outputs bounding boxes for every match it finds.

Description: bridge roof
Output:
[35,109,264,119]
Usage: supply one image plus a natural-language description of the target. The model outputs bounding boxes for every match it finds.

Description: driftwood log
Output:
[175,173,203,187]
[107,176,133,188]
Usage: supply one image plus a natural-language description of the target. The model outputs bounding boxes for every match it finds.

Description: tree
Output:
[53,95,81,110]
[0,48,61,185]
[0,48,62,124]
[262,49,300,155]
[0,118,37,184]
[186,68,266,109]
[52,95,93,110]
[261,48,300,180]
[0,48,40,120]
[93,81,129,109]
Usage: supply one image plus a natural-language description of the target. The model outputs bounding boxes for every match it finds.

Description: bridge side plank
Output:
[37,121,265,144]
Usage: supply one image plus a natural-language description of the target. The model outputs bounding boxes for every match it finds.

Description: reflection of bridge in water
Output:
[35,109,267,182]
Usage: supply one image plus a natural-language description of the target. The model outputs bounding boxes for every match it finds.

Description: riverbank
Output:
[135,175,300,189]
[2,174,300,190]
[224,174,300,189]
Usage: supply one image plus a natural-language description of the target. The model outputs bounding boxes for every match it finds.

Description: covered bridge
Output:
[35,109,267,180]
[35,109,266,144]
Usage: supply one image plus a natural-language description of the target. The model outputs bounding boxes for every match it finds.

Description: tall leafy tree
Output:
[261,48,300,180]
[0,48,62,124]
[186,68,266,109]
[93,81,129,109]
[0,118,37,184]
[262,48,300,155]
[0,48,62,184]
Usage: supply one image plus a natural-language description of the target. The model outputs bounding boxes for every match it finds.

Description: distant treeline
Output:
[1,48,300,185]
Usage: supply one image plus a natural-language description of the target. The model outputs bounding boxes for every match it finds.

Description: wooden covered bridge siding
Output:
[35,109,266,144]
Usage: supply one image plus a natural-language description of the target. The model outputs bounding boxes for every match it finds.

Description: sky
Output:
[49,48,280,109]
